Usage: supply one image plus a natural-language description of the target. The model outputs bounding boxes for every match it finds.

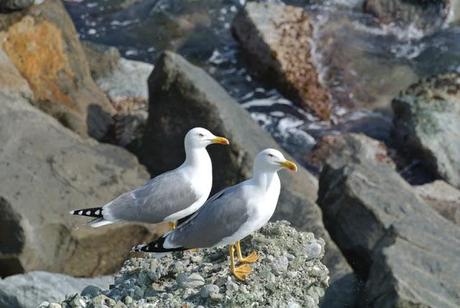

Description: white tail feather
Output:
[88,219,115,228]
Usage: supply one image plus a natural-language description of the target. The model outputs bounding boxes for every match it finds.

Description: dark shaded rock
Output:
[140,51,358,307]
[415,180,460,225]
[232,2,332,120]
[0,0,114,139]
[0,271,111,308]
[364,0,451,35]
[393,73,460,188]
[0,0,34,12]
[0,91,167,277]
[318,134,460,307]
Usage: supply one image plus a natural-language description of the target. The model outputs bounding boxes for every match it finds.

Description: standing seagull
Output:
[70,127,229,228]
[133,148,297,281]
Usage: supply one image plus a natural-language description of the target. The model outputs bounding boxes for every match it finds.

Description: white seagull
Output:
[133,148,297,281]
[70,127,229,228]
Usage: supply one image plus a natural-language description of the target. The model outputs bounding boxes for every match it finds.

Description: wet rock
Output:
[364,0,452,35]
[0,0,34,12]
[140,51,357,307]
[393,73,460,189]
[232,2,332,120]
[318,136,460,307]
[415,180,460,225]
[0,0,114,139]
[0,271,111,308]
[50,222,330,308]
[0,91,167,277]
[82,41,152,146]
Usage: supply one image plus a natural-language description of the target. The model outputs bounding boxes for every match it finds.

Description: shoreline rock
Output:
[47,222,330,308]
[232,2,332,120]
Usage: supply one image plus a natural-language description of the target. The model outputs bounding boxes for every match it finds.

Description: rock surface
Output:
[0,0,34,12]
[415,180,460,225]
[140,51,357,307]
[318,134,460,307]
[82,42,153,146]
[0,46,32,99]
[0,91,166,277]
[393,73,460,189]
[364,0,451,35]
[47,222,329,308]
[0,0,114,139]
[232,2,331,120]
[0,271,112,308]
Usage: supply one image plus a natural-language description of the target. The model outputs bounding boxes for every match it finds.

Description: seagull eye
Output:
[267,153,274,158]
[198,133,204,137]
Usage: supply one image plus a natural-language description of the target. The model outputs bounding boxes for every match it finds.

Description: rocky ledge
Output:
[44,221,329,308]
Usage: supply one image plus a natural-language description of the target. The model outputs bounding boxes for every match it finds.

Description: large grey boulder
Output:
[232,2,331,120]
[139,51,357,307]
[318,134,460,307]
[393,73,460,189]
[415,180,460,225]
[0,91,167,277]
[0,271,112,308]
[48,222,329,308]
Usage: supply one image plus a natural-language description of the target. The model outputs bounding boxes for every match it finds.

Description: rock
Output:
[0,46,32,99]
[318,136,460,307]
[393,73,460,188]
[0,91,168,277]
[364,0,452,35]
[0,0,114,139]
[0,271,111,308]
[307,133,395,172]
[82,41,153,146]
[177,273,205,289]
[232,2,331,120]
[414,180,460,225]
[0,0,34,12]
[50,222,329,308]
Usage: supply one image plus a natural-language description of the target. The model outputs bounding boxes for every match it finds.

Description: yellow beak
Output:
[211,136,230,145]
[280,160,298,172]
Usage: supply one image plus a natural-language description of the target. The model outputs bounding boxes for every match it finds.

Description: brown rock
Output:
[232,2,331,120]
[0,0,114,139]
[415,180,460,225]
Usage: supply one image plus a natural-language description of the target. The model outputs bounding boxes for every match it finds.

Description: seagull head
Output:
[254,148,298,173]
[185,127,230,149]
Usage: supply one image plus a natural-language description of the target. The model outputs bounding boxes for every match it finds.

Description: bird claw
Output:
[232,264,252,281]
[238,251,259,264]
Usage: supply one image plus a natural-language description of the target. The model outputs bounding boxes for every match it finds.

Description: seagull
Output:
[70,127,229,228]
[133,148,297,281]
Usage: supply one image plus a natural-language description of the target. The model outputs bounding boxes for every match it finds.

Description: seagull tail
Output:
[131,236,185,253]
[87,218,114,228]
[70,207,104,218]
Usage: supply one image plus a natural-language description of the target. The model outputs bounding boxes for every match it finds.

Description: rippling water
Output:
[64,0,460,171]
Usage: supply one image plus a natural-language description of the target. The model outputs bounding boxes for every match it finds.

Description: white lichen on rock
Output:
[45,221,329,308]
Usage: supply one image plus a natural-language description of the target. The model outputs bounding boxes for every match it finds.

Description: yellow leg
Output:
[236,241,259,264]
[229,244,252,281]
[168,221,177,230]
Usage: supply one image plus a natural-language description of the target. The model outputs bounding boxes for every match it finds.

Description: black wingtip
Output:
[70,207,103,218]
[131,236,185,253]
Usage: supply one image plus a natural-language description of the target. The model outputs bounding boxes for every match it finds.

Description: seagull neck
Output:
[183,147,211,169]
[252,169,278,191]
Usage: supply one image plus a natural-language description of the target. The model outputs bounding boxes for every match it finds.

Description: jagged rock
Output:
[0,0,114,139]
[318,135,460,307]
[393,73,460,189]
[82,41,152,146]
[48,222,329,308]
[232,2,331,120]
[0,91,167,277]
[0,271,112,308]
[415,180,460,225]
[140,51,357,307]
[0,0,34,12]
[364,0,453,35]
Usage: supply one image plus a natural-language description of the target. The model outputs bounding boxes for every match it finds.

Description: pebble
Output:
[177,272,205,289]
[200,284,220,298]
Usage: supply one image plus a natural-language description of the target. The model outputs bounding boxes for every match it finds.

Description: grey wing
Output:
[104,170,200,223]
[167,183,250,248]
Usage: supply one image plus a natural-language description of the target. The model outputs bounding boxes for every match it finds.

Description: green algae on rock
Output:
[46,221,329,308]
